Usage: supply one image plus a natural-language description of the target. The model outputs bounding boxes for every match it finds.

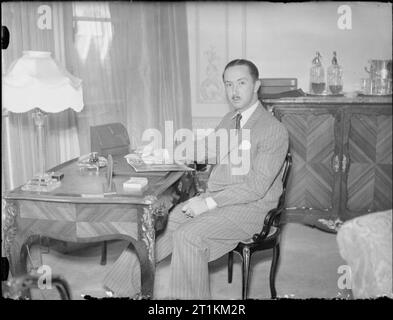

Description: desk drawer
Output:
[19,200,138,223]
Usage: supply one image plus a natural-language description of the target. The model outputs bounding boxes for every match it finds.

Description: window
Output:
[72,2,112,62]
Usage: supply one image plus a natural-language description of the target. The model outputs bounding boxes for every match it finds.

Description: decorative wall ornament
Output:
[199,46,225,103]
[195,3,228,104]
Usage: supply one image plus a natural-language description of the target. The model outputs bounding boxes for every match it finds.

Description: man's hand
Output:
[181,196,209,218]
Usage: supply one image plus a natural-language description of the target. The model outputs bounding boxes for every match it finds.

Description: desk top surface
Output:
[5,155,185,205]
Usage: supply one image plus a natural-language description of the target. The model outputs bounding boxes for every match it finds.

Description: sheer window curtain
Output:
[62,1,192,154]
[2,1,192,191]
[1,2,80,192]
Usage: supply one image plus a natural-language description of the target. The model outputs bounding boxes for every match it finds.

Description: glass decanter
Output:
[309,51,326,94]
[327,51,343,95]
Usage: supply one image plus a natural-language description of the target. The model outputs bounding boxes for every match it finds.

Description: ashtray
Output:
[78,154,107,169]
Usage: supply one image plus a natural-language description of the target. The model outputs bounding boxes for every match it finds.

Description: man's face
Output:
[223,65,260,112]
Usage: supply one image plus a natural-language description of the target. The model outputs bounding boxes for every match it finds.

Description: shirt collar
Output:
[232,100,260,122]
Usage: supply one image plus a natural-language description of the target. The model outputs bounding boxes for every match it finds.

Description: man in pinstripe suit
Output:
[104,59,289,299]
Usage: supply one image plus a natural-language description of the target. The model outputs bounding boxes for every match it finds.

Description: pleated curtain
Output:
[1,1,192,191]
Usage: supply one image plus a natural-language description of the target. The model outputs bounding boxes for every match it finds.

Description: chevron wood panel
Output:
[285,161,307,207]
[346,163,375,210]
[374,164,393,210]
[348,115,377,163]
[347,114,392,211]
[19,201,76,221]
[376,115,392,164]
[76,204,138,222]
[76,221,138,239]
[19,218,77,242]
[282,113,335,209]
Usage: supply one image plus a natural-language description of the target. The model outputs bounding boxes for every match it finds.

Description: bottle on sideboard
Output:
[309,51,326,94]
[327,51,343,95]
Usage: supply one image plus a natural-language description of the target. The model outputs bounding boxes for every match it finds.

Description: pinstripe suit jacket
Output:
[199,101,289,230]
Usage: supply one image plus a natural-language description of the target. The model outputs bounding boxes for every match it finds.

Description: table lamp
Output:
[2,51,84,192]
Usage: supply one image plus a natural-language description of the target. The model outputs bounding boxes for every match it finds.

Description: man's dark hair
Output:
[222,59,259,82]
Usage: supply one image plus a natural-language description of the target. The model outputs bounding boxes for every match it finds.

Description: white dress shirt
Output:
[231,100,260,128]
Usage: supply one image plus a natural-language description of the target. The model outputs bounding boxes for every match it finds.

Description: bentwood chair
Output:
[227,151,292,299]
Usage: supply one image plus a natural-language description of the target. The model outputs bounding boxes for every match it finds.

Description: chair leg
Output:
[241,247,251,300]
[228,251,233,283]
[100,241,107,265]
[269,244,280,299]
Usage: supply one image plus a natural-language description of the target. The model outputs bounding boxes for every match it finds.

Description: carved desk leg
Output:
[134,195,173,299]
[3,200,30,279]
[134,205,156,299]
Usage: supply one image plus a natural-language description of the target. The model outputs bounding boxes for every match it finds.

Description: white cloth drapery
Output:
[1,1,192,191]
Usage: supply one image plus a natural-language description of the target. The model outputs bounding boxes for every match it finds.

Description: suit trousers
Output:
[103,201,261,299]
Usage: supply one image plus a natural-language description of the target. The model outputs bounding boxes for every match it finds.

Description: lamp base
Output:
[21,173,61,192]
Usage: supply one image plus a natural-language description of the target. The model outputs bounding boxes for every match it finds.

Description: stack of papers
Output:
[124,153,194,173]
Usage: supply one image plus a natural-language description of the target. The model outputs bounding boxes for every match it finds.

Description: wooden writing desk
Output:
[3,155,188,298]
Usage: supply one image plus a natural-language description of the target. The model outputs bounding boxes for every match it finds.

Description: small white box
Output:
[123,177,148,192]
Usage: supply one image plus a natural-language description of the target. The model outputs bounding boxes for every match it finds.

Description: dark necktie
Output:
[235,112,242,130]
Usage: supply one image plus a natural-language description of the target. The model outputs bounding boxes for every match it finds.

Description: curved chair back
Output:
[256,151,292,240]
[275,151,292,222]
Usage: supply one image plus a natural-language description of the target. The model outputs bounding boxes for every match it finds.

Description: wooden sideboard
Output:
[263,96,392,226]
